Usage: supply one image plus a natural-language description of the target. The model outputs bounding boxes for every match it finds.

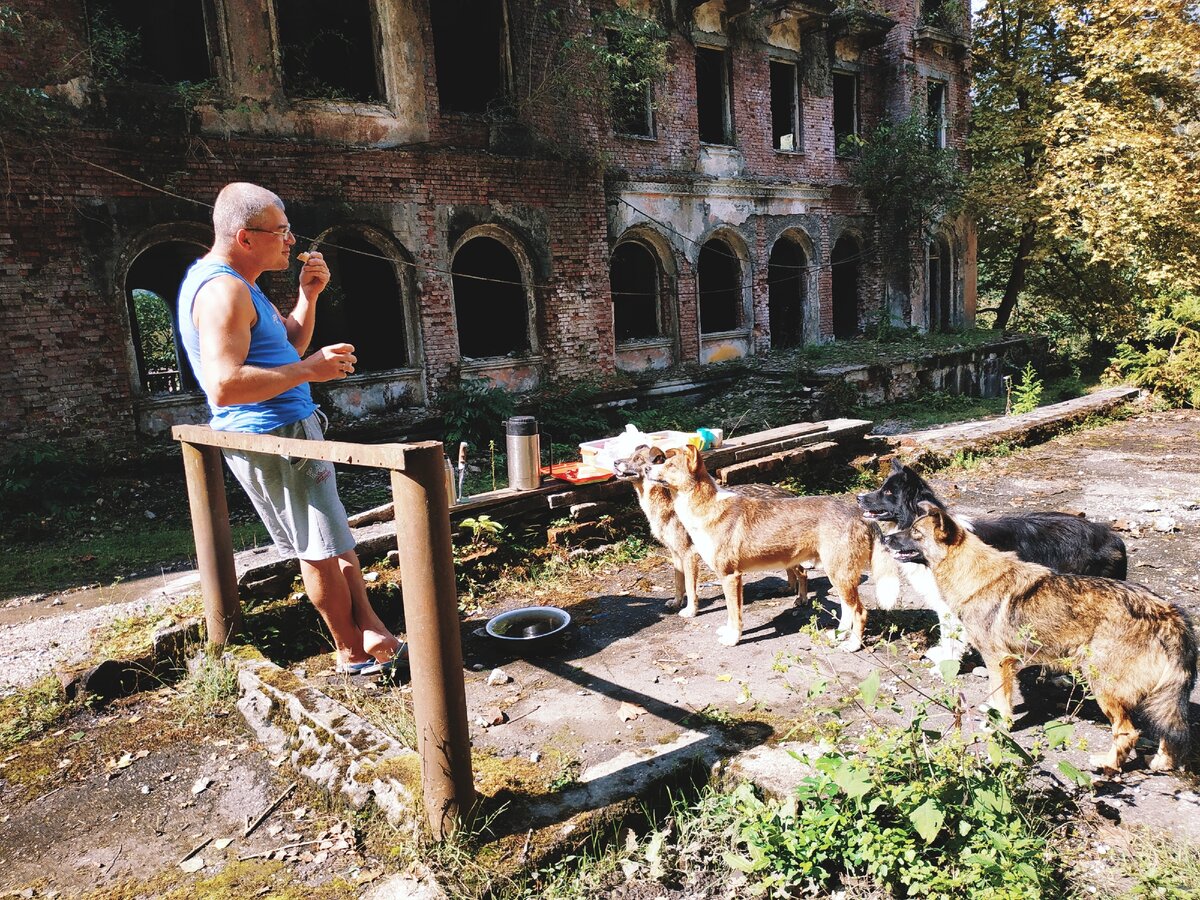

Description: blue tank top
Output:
[177,258,317,432]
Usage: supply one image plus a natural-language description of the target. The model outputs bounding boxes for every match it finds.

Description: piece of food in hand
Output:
[297,251,311,263]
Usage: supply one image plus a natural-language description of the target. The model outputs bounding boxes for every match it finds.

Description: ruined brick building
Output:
[0,1,974,455]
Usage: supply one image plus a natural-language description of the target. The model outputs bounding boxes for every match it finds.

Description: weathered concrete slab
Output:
[891,386,1141,465]
[235,653,421,829]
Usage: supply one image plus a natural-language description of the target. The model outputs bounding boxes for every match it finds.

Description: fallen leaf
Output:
[179,857,205,873]
[191,777,212,795]
[127,715,142,724]
[618,702,644,722]
[213,838,233,850]
[715,674,732,682]
[134,749,149,760]
[115,752,134,769]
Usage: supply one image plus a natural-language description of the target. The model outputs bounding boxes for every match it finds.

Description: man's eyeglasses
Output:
[244,225,294,239]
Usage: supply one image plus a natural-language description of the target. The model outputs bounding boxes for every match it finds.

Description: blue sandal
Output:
[363,642,409,677]
[335,658,379,675]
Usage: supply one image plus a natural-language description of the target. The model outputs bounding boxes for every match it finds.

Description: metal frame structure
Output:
[172,425,474,838]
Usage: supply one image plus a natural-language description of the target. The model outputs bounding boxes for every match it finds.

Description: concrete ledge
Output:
[235,653,421,829]
[891,386,1141,466]
[521,729,731,829]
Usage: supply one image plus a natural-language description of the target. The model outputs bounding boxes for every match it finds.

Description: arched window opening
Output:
[698,238,742,334]
[431,0,510,113]
[277,0,382,101]
[126,241,205,395]
[928,236,953,332]
[831,235,861,339]
[768,238,807,349]
[308,232,409,373]
[88,0,211,85]
[611,242,661,342]
[453,236,530,358]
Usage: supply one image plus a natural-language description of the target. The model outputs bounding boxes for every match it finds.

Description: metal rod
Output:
[180,441,241,647]
[390,442,475,838]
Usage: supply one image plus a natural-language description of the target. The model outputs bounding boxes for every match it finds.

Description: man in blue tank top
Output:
[179,182,404,675]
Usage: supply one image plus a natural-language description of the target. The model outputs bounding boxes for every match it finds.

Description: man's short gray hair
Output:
[212,182,284,238]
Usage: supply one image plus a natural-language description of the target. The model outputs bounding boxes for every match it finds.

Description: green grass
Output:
[0,521,269,599]
[0,676,74,754]
[1115,831,1200,899]
[786,327,1005,371]
[858,390,1008,430]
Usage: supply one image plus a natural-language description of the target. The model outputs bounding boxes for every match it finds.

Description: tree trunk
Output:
[993,221,1037,330]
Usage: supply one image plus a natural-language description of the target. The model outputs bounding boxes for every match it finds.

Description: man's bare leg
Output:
[338,550,403,662]
[299,556,370,665]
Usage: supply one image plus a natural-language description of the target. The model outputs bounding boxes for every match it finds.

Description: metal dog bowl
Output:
[485,606,571,652]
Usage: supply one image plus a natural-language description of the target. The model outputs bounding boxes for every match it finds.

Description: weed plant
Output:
[181,652,240,714]
[0,676,74,754]
[1008,362,1045,415]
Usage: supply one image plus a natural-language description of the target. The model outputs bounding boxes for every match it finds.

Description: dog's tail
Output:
[1142,612,1198,763]
[870,533,902,611]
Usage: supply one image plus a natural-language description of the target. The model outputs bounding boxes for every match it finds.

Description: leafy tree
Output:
[132,289,177,374]
[845,113,965,273]
[967,0,1074,331]
[1037,1,1200,296]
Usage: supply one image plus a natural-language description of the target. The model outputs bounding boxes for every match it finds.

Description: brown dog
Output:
[883,502,1196,773]
[646,444,899,650]
[613,444,805,617]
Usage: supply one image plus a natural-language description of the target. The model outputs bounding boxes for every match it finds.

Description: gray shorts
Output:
[222,411,355,561]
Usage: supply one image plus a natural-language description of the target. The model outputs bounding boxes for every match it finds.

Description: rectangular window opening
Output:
[832,72,858,152]
[770,60,800,152]
[696,47,732,145]
[88,0,213,85]
[432,0,510,113]
[277,0,383,102]
[608,30,654,137]
[927,81,948,149]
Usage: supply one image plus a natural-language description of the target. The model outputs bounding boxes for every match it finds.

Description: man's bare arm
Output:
[284,250,330,353]
[195,275,354,407]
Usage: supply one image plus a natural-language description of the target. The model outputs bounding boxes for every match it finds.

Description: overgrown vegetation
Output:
[844,112,965,278]
[0,676,73,754]
[1008,361,1044,415]
[970,1,1200,407]
[493,666,1080,900]
[1107,291,1200,409]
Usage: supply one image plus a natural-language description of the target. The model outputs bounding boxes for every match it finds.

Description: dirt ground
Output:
[2,406,1199,898]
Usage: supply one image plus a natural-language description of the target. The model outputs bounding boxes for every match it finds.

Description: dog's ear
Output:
[890,457,904,474]
[683,443,701,473]
[917,501,961,545]
[664,447,681,459]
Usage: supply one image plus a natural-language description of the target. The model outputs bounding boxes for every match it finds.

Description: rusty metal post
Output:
[180,440,242,646]
[390,441,474,838]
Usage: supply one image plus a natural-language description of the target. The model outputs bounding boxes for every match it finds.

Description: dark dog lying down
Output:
[857,459,1127,664]
[882,502,1195,774]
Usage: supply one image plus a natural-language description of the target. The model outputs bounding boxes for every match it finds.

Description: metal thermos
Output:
[443,456,456,505]
[505,416,541,491]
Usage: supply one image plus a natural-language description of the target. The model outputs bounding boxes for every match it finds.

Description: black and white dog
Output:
[857,459,1127,666]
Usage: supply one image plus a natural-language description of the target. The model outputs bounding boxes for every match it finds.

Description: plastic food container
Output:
[580,429,703,471]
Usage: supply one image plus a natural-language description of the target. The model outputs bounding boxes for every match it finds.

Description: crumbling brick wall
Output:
[0,0,974,457]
